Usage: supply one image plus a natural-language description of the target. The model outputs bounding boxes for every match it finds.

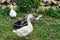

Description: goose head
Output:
[27,14,34,19]
[34,15,42,20]
[27,14,42,21]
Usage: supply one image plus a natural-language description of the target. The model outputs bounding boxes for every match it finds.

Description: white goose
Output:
[13,14,42,37]
[9,4,17,18]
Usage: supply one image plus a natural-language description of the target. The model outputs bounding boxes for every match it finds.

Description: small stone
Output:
[18,18,22,20]
[6,17,9,19]
[40,2,45,6]
[34,36,36,38]
[25,37,28,39]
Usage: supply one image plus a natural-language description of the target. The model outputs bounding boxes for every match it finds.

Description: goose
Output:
[13,14,42,37]
[9,4,17,18]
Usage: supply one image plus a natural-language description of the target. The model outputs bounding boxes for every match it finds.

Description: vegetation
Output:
[0,7,10,16]
[0,7,60,40]
[43,8,60,18]
[0,0,60,40]
[16,0,40,12]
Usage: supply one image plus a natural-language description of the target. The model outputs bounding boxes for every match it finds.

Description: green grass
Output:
[0,12,60,40]
[42,8,60,19]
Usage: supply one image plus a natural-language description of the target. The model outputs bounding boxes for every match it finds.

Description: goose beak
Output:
[35,15,42,20]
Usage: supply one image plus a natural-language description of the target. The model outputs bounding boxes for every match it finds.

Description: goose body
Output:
[13,14,42,37]
[13,14,33,37]
[13,25,33,37]
[9,5,17,18]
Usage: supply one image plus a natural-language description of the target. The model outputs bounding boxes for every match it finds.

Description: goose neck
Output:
[27,15,32,27]
[10,5,13,9]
